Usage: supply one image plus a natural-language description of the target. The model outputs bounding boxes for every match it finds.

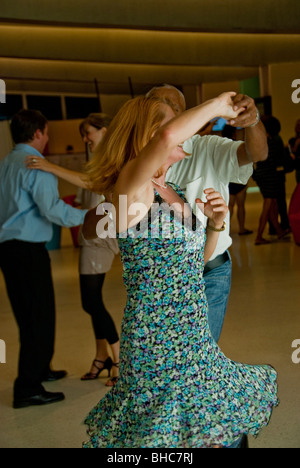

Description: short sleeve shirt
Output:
[166,135,253,261]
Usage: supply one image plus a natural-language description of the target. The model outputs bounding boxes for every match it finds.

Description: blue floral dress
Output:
[83,184,278,448]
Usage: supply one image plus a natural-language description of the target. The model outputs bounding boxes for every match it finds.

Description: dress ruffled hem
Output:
[83,365,279,449]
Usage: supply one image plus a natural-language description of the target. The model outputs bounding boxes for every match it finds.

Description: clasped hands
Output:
[215,92,259,129]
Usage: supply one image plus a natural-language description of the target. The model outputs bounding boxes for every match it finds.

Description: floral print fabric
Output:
[83,185,278,448]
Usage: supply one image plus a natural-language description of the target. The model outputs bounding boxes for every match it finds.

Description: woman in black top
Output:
[289,119,300,184]
[253,116,290,245]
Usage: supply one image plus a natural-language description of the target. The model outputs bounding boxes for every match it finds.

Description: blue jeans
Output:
[204,252,232,343]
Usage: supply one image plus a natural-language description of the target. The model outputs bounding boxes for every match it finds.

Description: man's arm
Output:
[228,94,268,166]
[31,171,87,227]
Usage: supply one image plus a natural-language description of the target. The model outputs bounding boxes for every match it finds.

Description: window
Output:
[0,94,23,121]
[65,97,101,119]
[26,95,63,121]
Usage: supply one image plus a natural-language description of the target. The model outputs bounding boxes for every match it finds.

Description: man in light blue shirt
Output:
[0,143,86,243]
[0,109,88,408]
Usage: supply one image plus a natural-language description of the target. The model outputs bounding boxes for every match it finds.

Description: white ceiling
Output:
[1,0,300,96]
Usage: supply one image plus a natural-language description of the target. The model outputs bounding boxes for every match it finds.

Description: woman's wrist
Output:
[207,219,226,232]
[206,98,223,120]
[40,160,56,174]
[211,95,232,119]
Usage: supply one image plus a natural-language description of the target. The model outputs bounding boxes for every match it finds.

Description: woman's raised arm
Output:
[114,93,244,205]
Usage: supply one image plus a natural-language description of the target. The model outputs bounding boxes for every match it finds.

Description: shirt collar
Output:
[14,143,44,158]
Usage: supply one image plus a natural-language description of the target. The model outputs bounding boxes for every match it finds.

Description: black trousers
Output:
[80,274,119,345]
[0,240,56,398]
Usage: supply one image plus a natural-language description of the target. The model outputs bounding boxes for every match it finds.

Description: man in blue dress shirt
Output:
[0,109,88,408]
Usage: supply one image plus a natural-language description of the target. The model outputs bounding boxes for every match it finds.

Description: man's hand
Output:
[228,94,258,128]
[82,207,100,240]
[215,92,245,121]
[225,94,268,166]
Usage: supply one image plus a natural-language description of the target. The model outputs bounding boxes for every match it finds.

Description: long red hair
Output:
[86,96,167,195]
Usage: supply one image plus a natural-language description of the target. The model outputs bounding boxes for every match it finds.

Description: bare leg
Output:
[81,339,111,380]
[229,194,236,221]
[88,339,110,374]
[106,340,120,387]
[269,199,289,238]
[88,339,120,375]
[236,187,249,234]
[255,198,272,244]
[110,340,120,369]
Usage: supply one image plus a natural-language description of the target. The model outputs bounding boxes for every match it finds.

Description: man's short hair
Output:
[146,84,186,114]
[10,109,48,144]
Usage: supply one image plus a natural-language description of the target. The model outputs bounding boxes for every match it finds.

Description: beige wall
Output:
[47,95,132,156]
[47,119,85,155]
[201,81,240,102]
[0,121,13,159]
[101,94,132,117]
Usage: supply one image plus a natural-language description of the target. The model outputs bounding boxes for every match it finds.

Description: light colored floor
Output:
[0,192,300,448]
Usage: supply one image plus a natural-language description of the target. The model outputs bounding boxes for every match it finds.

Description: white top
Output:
[166,134,253,261]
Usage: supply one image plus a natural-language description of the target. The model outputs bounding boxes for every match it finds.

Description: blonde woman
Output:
[27,113,120,386]
[83,94,278,448]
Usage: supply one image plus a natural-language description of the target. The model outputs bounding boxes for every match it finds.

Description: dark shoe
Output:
[239,230,253,236]
[278,229,292,240]
[13,390,65,409]
[43,370,67,382]
[255,238,271,246]
[81,357,113,381]
[239,434,249,448]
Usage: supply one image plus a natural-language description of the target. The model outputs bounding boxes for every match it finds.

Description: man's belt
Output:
[204,251,230,275]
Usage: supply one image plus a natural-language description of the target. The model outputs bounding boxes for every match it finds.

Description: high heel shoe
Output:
[105,362,120,387]
[81,357,113,381]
